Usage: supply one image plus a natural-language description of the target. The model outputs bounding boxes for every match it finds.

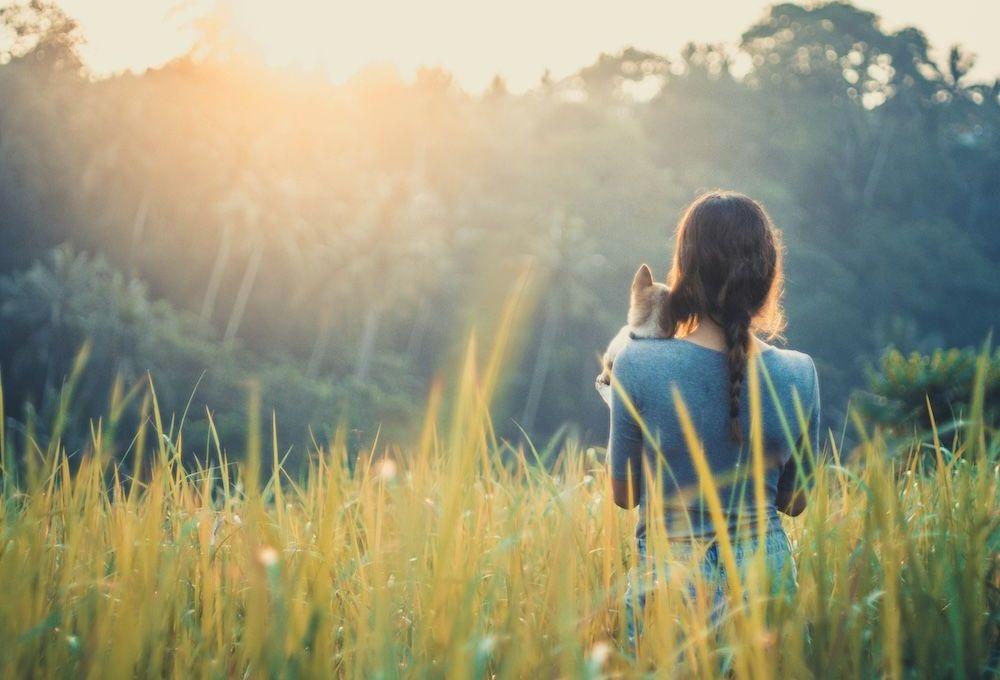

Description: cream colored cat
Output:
[596,264,670,403]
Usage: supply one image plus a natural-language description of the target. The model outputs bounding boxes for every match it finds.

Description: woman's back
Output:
[609,337,820,540]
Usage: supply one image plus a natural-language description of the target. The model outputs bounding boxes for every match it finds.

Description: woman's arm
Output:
[776,358,821,517]
[775,456,807,516]
[611,477,641,509]
[609,356,643,509]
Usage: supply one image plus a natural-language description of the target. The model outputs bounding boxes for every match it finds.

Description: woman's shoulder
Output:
[618,337,816,378]
[760,344,818,393]
[615,337,716,374]
[760,343,813,366]
[762,343,815,369]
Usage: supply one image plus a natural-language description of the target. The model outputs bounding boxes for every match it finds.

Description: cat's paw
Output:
[594,377,612,406]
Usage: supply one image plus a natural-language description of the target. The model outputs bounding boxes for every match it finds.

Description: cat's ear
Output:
[631,263,654,292]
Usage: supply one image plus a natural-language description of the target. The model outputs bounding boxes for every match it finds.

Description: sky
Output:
[48,0,1000,92]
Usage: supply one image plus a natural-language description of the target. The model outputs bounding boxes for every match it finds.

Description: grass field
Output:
[0,331,997,678]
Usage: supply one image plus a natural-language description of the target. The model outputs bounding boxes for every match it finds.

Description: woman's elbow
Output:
[778,491,808,517]
[613,494,636,509]
[611,479,639,509]
[787,496,808,516]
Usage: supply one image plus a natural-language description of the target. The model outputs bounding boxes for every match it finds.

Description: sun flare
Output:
[55,0,1000,91]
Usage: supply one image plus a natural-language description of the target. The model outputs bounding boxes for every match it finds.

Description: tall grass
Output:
[0,327,997,678]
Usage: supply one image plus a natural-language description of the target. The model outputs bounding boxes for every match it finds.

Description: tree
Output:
[0,1,82,72]
[857,345,999,436]
[1,0,997,449]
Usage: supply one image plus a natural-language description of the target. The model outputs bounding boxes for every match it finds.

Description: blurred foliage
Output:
[0,246,417,466]
[858,344,1000,435]
[0,1,998,457]
[0,305,997,677]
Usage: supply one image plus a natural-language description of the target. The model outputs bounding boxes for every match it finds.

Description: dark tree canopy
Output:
[0,1,997,462]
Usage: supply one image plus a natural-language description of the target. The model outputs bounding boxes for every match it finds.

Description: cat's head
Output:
[628,263,670,338]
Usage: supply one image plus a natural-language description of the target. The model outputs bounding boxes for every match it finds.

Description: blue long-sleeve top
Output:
[608,337,820,540]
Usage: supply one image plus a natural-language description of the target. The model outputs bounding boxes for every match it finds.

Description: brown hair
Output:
[663,191,785,442]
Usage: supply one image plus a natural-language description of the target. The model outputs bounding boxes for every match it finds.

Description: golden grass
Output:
[0,331,997,678]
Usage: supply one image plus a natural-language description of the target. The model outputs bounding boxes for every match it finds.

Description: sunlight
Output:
[229,0,367,74]
[50,1,1000,91]
[2,0,999,675]
[225,0,563,87]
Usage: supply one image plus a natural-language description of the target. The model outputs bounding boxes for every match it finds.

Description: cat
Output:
[595,263,670,404]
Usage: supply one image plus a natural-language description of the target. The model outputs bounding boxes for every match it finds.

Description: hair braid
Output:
[664,190,785,445]
[723,312,751,442]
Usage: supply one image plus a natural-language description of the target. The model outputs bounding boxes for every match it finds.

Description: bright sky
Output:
[51,0,1000,91]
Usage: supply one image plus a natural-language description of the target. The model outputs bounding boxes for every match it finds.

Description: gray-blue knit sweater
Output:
[608,337,820,539]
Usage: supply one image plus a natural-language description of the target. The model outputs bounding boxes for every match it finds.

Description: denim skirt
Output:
[624,527,797,647]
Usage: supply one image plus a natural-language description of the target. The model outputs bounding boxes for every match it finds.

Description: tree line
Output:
[0,1,997,465]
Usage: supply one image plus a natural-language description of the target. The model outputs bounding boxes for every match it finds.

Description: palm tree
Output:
[203,176,264,347]
[519,210,603,435]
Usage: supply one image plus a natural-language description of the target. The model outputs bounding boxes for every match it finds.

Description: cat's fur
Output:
[597,263,671,388]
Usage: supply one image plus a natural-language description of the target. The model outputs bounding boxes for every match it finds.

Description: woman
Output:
[607,191,820,647]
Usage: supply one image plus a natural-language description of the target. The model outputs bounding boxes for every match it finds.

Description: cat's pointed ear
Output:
[631,263,654,292]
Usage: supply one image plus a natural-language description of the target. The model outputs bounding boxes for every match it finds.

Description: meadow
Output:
[1,322,997,679]
[1,2,998,677]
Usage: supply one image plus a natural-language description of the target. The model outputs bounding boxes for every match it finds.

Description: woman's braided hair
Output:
[662,191,784,443]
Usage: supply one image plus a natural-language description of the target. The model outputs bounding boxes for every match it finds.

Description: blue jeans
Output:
[624,527,797,649]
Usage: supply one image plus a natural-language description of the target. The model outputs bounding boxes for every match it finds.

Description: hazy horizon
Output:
[46,0,1000,91]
